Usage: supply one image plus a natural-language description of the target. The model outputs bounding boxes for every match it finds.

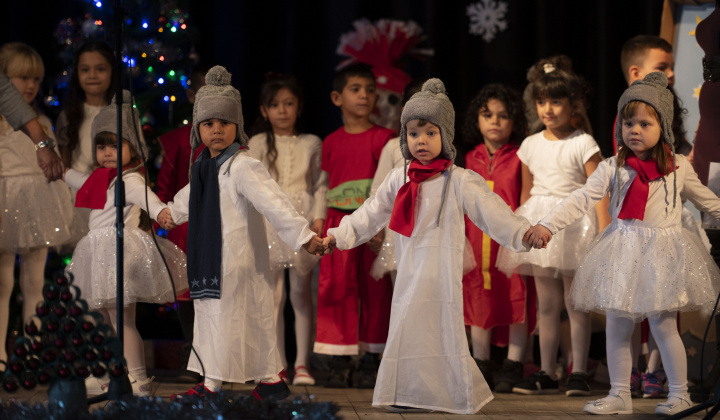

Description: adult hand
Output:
[310,218,325,236]
[37,147,64,182]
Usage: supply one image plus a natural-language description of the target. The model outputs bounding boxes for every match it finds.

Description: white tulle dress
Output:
[64,170,187,309]
[539,155,720,321]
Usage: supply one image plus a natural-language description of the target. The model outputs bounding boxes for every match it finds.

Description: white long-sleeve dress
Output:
[168,153,315,382]
[539,155,720,320]
[329,165,531,414]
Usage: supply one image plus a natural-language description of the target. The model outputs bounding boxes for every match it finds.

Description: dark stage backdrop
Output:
[1,0,665,160]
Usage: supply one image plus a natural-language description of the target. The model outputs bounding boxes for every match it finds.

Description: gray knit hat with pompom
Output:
[615,71,674,149]
[399,78,455,161]
[190,66,249,151]
[91,89,147,166]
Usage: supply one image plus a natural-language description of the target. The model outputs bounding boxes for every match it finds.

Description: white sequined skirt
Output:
[497,195,598,278]
[67,226,188,309]
[570,220,720,321]
[0,175,73,253]
[265,191,320,275]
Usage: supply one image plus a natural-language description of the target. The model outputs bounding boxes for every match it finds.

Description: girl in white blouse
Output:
[247,74,328,386]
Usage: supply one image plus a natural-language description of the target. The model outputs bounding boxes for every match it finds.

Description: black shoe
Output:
[565,372,591,396]
[494,359,523,393]
[325,356,352,388]
[252,380,291,400]
[354,353,380,389]
[474,358,495,391]
[512,370,559,395]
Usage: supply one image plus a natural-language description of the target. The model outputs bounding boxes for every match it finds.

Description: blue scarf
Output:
[187,142,242,299]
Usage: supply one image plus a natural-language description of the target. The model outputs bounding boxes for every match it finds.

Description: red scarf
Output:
[75,166,139,209]
[617,154,665,221]
[388,158,451,237]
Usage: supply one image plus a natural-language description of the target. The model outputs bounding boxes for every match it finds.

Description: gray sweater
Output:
[0,71,35,130]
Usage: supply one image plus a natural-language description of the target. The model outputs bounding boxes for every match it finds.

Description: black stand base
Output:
[86,374,133,405]
[48,379,88,414]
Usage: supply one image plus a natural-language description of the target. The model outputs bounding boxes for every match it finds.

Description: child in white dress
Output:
[323,79,533,414]
[247,74,327,385]
[526,72,718,416]
[64,91,187,396]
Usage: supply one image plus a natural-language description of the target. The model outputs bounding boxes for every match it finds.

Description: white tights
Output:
[97,303,147,381]
[471,320,528,362]
[606,312,687,397]
[0,248,48,362]
[534,272,591,378]
[272,268,314,370]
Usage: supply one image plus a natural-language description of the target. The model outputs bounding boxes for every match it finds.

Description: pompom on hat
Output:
[190,65,249,151]
[399,78,455,161]
[90,89,147,166]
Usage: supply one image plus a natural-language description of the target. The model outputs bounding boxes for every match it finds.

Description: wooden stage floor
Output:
[2,377,710,419]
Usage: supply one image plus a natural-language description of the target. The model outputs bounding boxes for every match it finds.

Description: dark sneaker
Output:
[566,372,591,396]
[252,380,291,401]
[355,353,380,389]
[474,358,495,391]
[325,356,352,388]
[642,370,667,399]
[512,370,559,395]
[630,367,642,398]
[494,359,523,393]
[171,383,216,400]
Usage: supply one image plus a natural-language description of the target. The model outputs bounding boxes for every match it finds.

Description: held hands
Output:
[303,235,325,256]
[157,208,176,230]
[523,224,552,249]
[322,235,337,255]
[37,148,64,182]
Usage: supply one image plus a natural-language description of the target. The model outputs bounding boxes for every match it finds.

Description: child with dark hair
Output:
[498,55,610,396]
[461,83,536,393]
[64,91,186,397]
[247,73,327,386]
[56,40,117,246]
[315,63,394,388]
[166,66,323,401]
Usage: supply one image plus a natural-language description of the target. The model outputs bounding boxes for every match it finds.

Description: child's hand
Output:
[303,235,325,256]
[310,218,325,236]
[368,229,385,254]
[157,208,176,230]
[322,235,337,255]
[523,224,552,249]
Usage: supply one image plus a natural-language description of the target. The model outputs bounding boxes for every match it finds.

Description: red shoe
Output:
[171,383,216,400]
[252,380,291,401]
[279,369,289,383]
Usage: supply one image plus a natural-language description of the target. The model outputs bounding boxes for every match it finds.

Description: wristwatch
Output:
[34,137,56,152]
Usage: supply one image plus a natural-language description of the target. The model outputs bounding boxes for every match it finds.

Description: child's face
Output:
[478,98,513,147]
[406,119,443,165]
[199,118,237,157]
[260,88,299,136]
[96,138,132,169]
[632,48,675,86]
[10,74,41,104]
[536,97,574,132]
[330,76,378,120]
[622,106,661,160]
[78,51,112,98]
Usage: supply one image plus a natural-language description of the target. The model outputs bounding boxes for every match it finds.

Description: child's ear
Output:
[627,65,641,84]
[259,106,268,120]
[330,91,343,107]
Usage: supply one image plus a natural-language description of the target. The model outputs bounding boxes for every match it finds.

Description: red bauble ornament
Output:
[54,307,67,317]
[72,335,84,347]
[84,350,97,362]
[46,320,59,332]
[56,275,69,286]
[36,303,50,316]
[63,320,76,333]
[91,333,103,345]
[45,289,59,301]
[70,305,83,316]
[102,350,113,361]
[81,321,94,332]
[25,323,39,335]
[54,337,67,348]
[38,372,51,384]
[64,351,77,362]
[4,380,18,392]
[110,365,125,377]
[92,365,106,377]
[14,345,28,358]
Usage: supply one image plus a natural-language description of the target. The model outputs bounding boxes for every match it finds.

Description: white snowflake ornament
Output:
[467,0,509,43]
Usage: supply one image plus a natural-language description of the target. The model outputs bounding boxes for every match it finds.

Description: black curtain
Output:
[2,0,664,159]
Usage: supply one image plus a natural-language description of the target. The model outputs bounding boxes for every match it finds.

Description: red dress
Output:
[462,143,537,346]
[315,125,394,354]
[156,125,205,299]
